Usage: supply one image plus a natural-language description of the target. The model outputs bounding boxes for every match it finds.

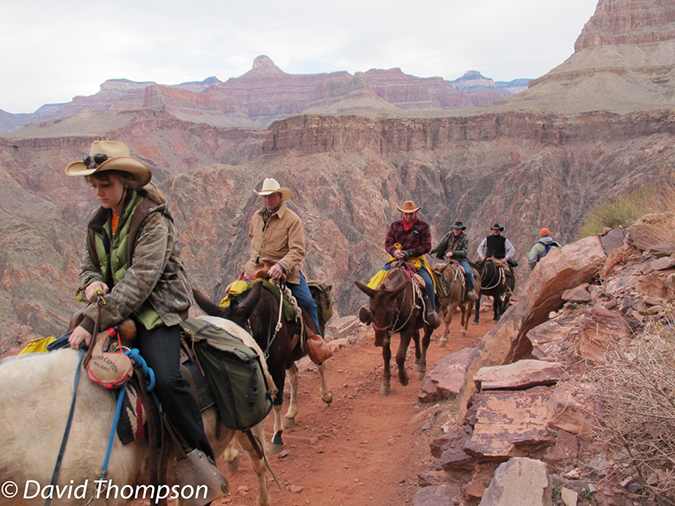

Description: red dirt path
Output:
[215,313,495,506]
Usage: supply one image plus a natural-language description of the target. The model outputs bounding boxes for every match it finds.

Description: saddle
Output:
[432,260,468,300]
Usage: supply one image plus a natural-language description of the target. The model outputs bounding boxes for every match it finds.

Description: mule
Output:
[473,258,515,323]
[0,349,271,506]
[354,263,433,395]
[193,281,332,453]
[435,262,482,347]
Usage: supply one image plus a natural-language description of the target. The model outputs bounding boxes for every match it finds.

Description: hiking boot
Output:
[358,305,372,325]
[466,290,479,302]
[426,310,441,329]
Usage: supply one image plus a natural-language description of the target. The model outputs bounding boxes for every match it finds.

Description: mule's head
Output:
[355,279,409,338]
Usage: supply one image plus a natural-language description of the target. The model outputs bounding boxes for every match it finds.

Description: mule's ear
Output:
[193,289,227,317]
[233,281,263,319]
[354,280,375,298]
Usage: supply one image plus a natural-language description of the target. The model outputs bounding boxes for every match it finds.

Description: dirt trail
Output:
[216,314,495,506]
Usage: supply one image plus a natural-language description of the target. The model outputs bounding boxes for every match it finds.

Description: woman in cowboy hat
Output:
[359,200,440,328]
[430,221,478,301]
[66,141,220,480]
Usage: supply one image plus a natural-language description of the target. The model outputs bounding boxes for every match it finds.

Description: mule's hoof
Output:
[225,455,240,472]
[473,320,479,325]
[460,330,467,338]
[283,417,295,429]
[399,376,409,387]
[438,339,447,347]
[322,391,334,404]
[272,431,284,447]
[493,317,500,322]
[270,443,284,455]
[416,371,425,381]
[381,383,390,395]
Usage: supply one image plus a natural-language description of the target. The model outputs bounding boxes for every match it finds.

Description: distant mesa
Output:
[0,55,530,133]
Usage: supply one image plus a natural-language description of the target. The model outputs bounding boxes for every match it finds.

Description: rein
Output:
[481,259,505,291]
[263,280,285,360]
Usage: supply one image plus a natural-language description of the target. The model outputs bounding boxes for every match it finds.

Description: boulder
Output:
[562,284,591,303]
[413,484,457,506]
[478,458,552,506]
[628,213,675,254]
[577,305,632,362]
[419,347,475,402]
[600,228,627,255]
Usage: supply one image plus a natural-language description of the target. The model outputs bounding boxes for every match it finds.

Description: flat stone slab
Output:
[475,360,562,390]
[465,386,554,458]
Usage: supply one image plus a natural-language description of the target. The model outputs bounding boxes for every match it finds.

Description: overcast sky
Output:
[2,0,598,114]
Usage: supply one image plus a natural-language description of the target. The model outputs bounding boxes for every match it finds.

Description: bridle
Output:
[370,268,419,334]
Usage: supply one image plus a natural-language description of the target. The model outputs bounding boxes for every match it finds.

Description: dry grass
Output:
[578,178,675,239]
[584,316,675,503]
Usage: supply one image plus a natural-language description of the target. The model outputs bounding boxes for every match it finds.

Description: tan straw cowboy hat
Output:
[397,200,421,213]
[254,178,292,200]
[65,141,151,186]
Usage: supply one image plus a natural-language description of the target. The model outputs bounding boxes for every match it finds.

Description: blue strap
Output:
[125,348,156,391]
[45,348,84,506]
[100,383,127,480]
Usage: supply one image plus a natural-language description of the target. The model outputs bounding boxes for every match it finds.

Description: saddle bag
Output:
[179,317,275,431]
[307,280,334,323]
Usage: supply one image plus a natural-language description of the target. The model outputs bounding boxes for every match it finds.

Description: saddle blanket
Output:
[117,383,148,445]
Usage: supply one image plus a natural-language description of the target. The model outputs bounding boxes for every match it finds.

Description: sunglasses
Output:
[83,153,109,169]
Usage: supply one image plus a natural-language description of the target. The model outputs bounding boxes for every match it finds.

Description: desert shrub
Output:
[578,186,656,238]
[584,317,675,504]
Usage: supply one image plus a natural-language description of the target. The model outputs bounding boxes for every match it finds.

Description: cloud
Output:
[0,0,598,113]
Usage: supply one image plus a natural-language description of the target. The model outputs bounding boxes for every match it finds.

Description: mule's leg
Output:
[439,302,457,347]
[493,297,501,321]
[284,363,299,428]
[460,302,472,338]
[236,422,271,506]
[223,437,241,472]
[381,340,392,395]
[316,361,334,404]
[269,367,287,453]
[473,297,481,324]
[418,324,433,378]
[396,331,412,386]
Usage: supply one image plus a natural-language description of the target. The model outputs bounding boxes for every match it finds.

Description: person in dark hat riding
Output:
[431,221,478,301]
[477,223,515,263]
[359,200,440,328]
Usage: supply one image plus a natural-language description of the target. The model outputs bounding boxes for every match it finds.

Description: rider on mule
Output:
[431,221,479,301]
[246,177,326,341]
[478,223,516,262]
[65,141,223,489]
[528,227,561,270]
[359,200,440,328]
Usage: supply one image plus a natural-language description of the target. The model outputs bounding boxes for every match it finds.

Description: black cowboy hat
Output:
[491,223,504,231]
[451,221,467,230]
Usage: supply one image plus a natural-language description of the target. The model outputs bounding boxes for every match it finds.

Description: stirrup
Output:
[174,450,229,506]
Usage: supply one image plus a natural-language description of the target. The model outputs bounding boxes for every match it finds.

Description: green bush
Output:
[578,187,656,239]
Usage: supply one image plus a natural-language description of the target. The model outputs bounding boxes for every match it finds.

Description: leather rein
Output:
[371,267,419,334]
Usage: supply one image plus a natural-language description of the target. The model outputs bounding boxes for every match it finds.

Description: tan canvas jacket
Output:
[245,202,306,284]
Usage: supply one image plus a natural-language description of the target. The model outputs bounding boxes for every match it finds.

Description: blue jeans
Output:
[459,259,475,291]
[136,324,214,460]
[384,262,436,310]
[288,272,322,336]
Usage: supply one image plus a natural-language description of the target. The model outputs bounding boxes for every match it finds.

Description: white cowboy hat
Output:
[65,141,151,186]
[254,178,292,200]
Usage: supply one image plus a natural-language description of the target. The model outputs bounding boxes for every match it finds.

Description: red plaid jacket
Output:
[385,219,432,258]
